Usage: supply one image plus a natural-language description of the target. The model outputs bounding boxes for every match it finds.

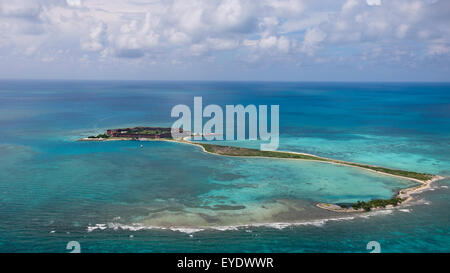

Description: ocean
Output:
[0,80,448,253]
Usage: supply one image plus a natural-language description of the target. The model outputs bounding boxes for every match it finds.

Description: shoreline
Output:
[175,138,446,213]
[78,136,446,213]
[316,175,444,213]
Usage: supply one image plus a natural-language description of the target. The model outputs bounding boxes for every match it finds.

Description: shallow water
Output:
[0,81,448,252]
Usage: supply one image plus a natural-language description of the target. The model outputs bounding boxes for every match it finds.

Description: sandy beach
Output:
[78,136,446,213]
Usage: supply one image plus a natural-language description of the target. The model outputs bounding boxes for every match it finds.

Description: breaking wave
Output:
[86,209,399,234]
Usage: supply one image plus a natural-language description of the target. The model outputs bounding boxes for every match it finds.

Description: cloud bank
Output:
[0,0,449,81]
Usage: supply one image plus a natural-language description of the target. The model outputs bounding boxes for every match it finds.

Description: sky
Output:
[0,0,449,82]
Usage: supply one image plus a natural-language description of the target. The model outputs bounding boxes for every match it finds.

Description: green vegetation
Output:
[88,134,110,139]
[191,142,435,213]
[198,143,329,161]
[196,142,433,182]
[80,128,439,214]
[84,128,435,183]
[350,197,405,211]
[342,162,433,182]
[130,129,164,135]
[336,203,351,209]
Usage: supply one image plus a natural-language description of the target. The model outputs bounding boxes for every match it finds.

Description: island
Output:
[85,127,177,140]
[79,126,444,213]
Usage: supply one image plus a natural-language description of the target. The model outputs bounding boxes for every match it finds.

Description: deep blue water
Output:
[0,80,448,252]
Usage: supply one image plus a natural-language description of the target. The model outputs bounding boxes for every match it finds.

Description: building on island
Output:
[106,127,185,139]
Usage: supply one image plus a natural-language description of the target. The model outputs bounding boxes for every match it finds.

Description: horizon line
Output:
[0,78,450,84]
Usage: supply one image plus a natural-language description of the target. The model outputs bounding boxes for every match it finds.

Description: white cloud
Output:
[190,43,208,56]
[259,36,278,49]
[206,38,239,50]
[214,0,248,31]
[0,1,41,17]
[0,0,449,78]
[342,0,359,13]
[66,0,82,7]
[396,24,409,39]
[243,39,258,47]
[277,36,291,53]
[301,28,326,55]
[427,41,450,55]
[81,22,108,52]
[265,0,305,16]
[165,29,190,45]
[24,46,38,56]
[113,13,160,56]
[366,0,382,6]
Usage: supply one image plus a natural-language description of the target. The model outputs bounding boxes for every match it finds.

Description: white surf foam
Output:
[85,202,422,234]
[86,210,399,234]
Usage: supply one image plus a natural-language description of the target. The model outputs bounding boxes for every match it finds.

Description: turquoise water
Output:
[0,81,448,252]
